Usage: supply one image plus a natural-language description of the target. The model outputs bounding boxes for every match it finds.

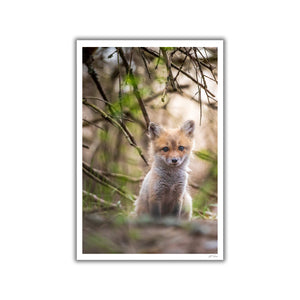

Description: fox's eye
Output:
[162,147,169,152]
[178,146,184,151]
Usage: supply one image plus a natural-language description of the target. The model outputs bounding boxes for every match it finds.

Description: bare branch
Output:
[116,47,151,129]
[139,48,151,79]
[178,48,212,71]
[90,167,144,183]
[193,48,211,104]
[83,96,113,108]
[141,47,216,99]
[83,162,136,202]
[83,99,148,165]
[83,117,103,127]
[182,90,218,110]
[83,118,104,130]
[117,51,123,115]
[122,111,147,129]
[197,47,218,84]
[173,48,190,81]
[143,84,190,103]
[194,68,203,125]
[84,59,114,115]
[161,48,177,90]
[83,190,120,208]
[188,182,217,199]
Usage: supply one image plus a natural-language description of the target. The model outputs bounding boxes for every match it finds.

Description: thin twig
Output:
[143,84,190,103]
[83,96,114,107]
[83,190,120,208]
[141,47,216,98]
[139,48,151,79]
[84,59,114,115]
[83,162,136,202]
[203,74,218,83]
[83,117,103,127]
[182,90,218,110]
[177,47,218,100]
[173,49,190,81]
[117,47,151,129]
[155,48,162,69]
[188,182,217,199]
[194,48,208,89]
[177,48,211,70]
[83,118,104,130]
[193,48,211,104]
[186,48,204,124]
[123,111,147,129]
[161,48,177,90]
[91,167,144,183]
[129,49,134,69]
[117,51,123,117]
[197,73,203,125]
[178,47,217,102]
[83,99,148,165]
[197,48,218,83]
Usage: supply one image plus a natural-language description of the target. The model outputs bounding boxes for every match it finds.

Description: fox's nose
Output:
[171,158,178,163]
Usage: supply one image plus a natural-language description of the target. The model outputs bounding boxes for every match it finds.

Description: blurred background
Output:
[82,47,219,221]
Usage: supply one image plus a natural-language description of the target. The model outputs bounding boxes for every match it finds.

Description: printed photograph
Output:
[76,41,223,260]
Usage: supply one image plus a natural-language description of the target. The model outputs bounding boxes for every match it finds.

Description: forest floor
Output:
[83,212,218,254]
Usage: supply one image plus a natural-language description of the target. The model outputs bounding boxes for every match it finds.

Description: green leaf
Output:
[194,150,216,162]
[124,74,140,87]
[160,47,175,51]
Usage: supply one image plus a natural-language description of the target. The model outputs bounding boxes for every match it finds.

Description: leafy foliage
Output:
[193,150,218,219]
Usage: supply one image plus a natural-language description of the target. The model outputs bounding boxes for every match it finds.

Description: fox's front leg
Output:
[149,200,161,218]
[170,200,182,217]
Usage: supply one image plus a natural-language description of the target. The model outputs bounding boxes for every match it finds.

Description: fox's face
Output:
[149,120,195,167]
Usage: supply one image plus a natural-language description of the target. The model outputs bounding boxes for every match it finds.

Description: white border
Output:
[76,40,224,260]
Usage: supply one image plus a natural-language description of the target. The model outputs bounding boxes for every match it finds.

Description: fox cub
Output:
[135,120,195,220]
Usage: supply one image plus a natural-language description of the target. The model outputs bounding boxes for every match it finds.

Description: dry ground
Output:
[83,212,218,254]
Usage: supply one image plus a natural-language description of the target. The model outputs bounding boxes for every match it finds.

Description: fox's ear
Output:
[148,122,162,139]
[181,120,195,137]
